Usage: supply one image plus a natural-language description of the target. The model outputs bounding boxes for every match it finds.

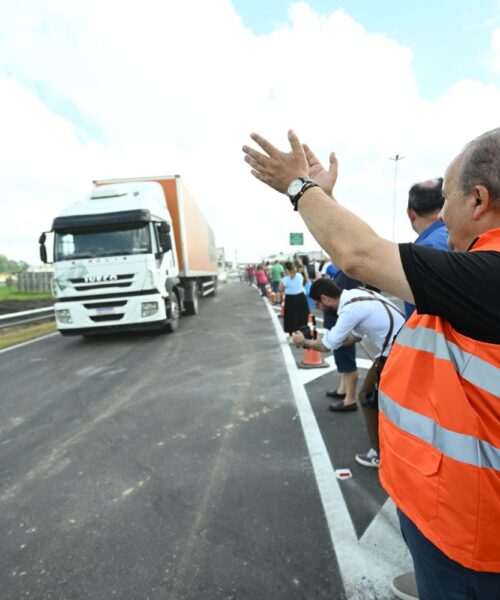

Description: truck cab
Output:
[43,182,181,335]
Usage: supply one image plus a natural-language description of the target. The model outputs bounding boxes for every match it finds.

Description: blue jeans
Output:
[398,509,500,600]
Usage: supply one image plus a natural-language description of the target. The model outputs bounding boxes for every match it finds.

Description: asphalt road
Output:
[0,282,410,600]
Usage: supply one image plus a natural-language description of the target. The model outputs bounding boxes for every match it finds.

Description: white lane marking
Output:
[264,299,410,599]
[264,301,369,597]
[293,353,374,387]
[0,333,58,354]
[355,357,373,370]
[359,498,412,591]
[295,355,336,385]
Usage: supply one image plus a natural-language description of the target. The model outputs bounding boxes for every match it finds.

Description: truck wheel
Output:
[163,292,180,333]
[184,282,199,316]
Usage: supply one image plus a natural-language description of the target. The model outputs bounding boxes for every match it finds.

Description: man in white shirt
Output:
[292,277,405,467]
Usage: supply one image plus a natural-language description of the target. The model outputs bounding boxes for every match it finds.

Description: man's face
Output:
[439,156,476,251]
[314,294,339,311]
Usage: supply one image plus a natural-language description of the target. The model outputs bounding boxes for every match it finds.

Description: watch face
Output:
[288,178,304,197]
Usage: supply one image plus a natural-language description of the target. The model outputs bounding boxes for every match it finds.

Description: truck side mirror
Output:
[39,232,48,263]
[158,222,172,253]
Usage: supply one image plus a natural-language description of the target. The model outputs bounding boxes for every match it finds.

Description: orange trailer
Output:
[95,175,218,278]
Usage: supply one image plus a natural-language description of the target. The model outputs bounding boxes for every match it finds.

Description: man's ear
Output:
[320,294,330,307]
[472,185,493,220]
[407,207,416,223]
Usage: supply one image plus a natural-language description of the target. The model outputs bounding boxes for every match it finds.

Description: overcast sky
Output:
[1,0,499,265]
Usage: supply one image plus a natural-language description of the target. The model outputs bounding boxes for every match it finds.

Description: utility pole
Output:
[389,154,404,241]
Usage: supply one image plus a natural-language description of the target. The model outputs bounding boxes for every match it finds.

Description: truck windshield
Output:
[54,224,152,261]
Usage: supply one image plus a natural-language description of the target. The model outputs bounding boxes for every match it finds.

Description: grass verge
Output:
[0,321,57,350]
[0,286,53,301]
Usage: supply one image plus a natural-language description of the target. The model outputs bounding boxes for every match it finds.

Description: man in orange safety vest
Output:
[243,127,500,599]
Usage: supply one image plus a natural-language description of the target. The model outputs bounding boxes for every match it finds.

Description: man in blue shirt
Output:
[404,178,449,318]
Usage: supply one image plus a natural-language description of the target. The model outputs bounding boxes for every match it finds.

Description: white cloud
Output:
[0,0,499,265]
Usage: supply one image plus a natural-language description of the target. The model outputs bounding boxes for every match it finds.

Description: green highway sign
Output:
[289,232,304,246]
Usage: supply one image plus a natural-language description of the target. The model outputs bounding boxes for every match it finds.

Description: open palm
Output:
[303,144,338,197]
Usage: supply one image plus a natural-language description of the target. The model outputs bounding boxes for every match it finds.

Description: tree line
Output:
[0,254,30,274]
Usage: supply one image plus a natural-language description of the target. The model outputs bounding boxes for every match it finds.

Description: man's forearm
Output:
[298,187,376,279]
[297,187,414,302]
[302,337,330,353]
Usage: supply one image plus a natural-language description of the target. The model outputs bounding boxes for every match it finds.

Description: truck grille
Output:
[69,274,134,291]
[83,300,127,309]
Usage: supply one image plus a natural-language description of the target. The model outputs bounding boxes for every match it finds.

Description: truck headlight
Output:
[141,301,159,317]
[55,309,73,324]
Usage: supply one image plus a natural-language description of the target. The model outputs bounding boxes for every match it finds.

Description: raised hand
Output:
[303,144,338,197]
[242,130,308,194]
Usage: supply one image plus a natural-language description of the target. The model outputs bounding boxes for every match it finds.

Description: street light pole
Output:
[389,154,404,241]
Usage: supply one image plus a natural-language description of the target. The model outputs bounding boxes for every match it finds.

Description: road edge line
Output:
[263,299,377,599]
[0,333,58,354]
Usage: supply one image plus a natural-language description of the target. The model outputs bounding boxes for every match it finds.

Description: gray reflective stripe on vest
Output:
[397,326,500,397]
[379,391,500,470]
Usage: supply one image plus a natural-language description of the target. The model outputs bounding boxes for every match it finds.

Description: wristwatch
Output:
[287,177,319,211]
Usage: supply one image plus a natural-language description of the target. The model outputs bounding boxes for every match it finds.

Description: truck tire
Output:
[163,291,180,333]
[184,282,199,316]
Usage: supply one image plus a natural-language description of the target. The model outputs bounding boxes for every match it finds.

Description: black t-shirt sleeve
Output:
[399,243,500,343]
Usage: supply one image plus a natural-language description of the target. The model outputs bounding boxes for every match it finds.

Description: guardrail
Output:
[0,307,55,329]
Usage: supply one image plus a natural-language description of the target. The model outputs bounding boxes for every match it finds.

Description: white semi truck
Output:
[39,175,218,336]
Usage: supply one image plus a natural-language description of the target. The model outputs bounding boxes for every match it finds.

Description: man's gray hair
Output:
[461,128,500,200]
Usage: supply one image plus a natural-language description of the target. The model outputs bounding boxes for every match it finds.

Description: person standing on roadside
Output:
[279,261,310,340]
[270,259,284,303]
[247,264,256,287]
[321,256,339,280]
[405,178,449,318]
[243,127,500,600]
[255,264,269,297]
[381,176,451,595]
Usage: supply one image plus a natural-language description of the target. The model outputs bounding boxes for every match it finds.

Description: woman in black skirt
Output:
[279,261,310,338]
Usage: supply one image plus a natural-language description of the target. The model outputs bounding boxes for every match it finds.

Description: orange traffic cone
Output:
[298,316,328,369]
[299,347,328,369]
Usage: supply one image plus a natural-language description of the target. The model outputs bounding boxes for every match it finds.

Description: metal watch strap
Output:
[290,181,319,211]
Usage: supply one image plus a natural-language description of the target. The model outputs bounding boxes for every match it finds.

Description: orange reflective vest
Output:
[379,227,500,572]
